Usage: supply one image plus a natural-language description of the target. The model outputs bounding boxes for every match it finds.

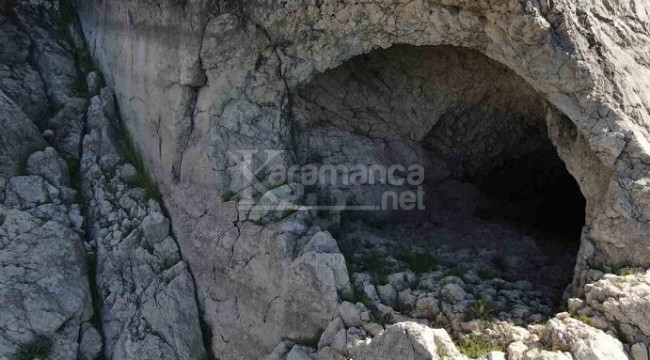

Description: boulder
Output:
[355,322,464,360]
[26,147,70,187]
[585,270,650,343]
[0,91,45,179]
[0,206,95,360]
[542,315,629,360]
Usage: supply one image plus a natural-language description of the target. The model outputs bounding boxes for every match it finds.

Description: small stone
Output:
[141,211,170,245]
[330,329,348,354]
[507,342,528,360]
[567,298,585,313]
[386,272,414,291]
[632,343,649,360]
[527,313,544,323]
[362,284,380,304]
[441,283,466,303]
[362,323,384,337]
[318,318,345,349]
[344,327,366,356]
[86,71,103,96]
[338,302,364,328]
[78,324,103,360]
[286,345,316,360]
[377,284,397,307]
[42,129,55,141]
[486,351,506,360]
[118,163,138,183]
[397,289,416,311]
[412,297,440,319]
[303,231,339,253]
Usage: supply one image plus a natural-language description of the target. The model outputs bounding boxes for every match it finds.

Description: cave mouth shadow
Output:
[294,44,586,315]
[473,148,586,242]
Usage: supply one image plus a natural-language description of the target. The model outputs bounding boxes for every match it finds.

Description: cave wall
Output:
[291,44,558,224]
[292,45,552,175]
[74,0,650,358]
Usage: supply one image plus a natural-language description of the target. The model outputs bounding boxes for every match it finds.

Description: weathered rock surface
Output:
[355,322,465,360]
[0,4,102,358]
[14,0,80,108]
[541,314,629,360]
[74,0,650,357]
[0,204,96,360]
[0,16,49,123]
[80,90,206,360]
[0,1,223,359]
[26,147,70,187]
[0,91,46,179]
[0,143,97,359]
[584,269,650,344]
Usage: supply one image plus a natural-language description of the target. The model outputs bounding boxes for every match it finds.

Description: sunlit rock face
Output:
[74,0,650,358]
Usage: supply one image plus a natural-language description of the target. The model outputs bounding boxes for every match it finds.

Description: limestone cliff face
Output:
[74,0,650,358]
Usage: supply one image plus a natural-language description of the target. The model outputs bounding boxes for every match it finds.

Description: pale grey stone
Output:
[78,324,103,360]
[486,351,506,360]
[0,91,45,179]
[86,71,103,97]
[442,283,467,303]
[632,343,649,360]
[46,98,88,159]
[336,303,369,331]
[318,317,345,349]
[356,322,462,360]
[0,206,93,360]
[585,270,650,342]
[4,176,58,210]
[507,341,528,360]
[286,345,316,360]
[26,147,70,187]
[377,284,398,308]
[73,0,650,358]
[80,87,206,360]
[542,315,629,360]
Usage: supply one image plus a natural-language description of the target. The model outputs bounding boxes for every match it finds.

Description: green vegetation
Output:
[457,336,504,358]
[77,46,102,75]
[466,296,498,321]
[57,0,76,31]
[394,251,438,274]
[544,343,563,352]
[117,123,162,202]
[616,266,635,276]
[14,336,51,360]
[574,313,591,325]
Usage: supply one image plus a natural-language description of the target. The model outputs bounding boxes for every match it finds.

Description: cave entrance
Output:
[291,45,586,326]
